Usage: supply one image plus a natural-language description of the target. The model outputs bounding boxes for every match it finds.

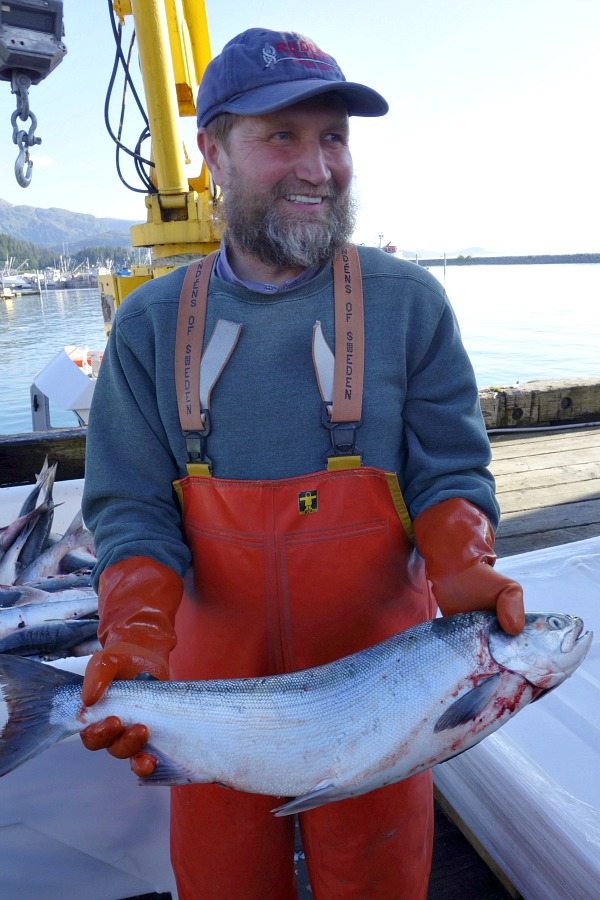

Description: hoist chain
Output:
[10,73,42,188]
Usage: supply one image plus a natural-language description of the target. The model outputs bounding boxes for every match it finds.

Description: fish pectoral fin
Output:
[434,672,502,732]
[271,780,343,817]
[138,746,196,786]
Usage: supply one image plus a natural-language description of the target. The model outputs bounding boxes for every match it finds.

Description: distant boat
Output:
[41,268,99,290]
[377,237,398,254]
[0,274,40,295]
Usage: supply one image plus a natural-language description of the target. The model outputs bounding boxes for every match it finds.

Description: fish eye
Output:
[546,615,564,630]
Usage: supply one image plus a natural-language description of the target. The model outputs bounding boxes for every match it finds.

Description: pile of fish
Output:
[0,610,592,811]
[0,459,99,659]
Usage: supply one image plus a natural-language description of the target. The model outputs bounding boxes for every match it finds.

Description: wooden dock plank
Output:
[497,482,600,513]
[497,498,600,534]
[490,445,600,475]
[489,426,600,457]
[490,426,600,556]
[493,524,599,558]
[493,461,600,492]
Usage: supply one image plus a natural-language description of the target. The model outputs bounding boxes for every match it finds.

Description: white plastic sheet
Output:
[0,735,176,899]
[435,537,600,900]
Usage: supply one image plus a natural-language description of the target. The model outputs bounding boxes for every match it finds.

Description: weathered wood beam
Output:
[480,378,600,428]
[0,428,86,487]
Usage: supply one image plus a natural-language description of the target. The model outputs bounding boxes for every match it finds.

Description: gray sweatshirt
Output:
[82,246,498,581]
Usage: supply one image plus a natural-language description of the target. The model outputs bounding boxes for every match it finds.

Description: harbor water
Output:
[0,263,599,435]
[435,262,600,390]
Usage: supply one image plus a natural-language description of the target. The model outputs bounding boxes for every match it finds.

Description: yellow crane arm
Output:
[99,0,222,333]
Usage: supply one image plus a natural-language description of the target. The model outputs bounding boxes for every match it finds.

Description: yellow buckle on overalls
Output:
[326,455,362,471]
[186,462,212,477]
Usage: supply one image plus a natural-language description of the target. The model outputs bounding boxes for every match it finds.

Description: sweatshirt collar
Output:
[215,240,324,293]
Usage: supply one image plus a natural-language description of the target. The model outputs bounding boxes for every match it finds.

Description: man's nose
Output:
[294,141,331,184]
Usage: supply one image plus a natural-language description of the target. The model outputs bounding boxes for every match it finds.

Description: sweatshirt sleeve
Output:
[401,296,500,528]
[82,303,192,586]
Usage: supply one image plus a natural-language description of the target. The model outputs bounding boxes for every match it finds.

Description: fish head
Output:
[488,613,592,690]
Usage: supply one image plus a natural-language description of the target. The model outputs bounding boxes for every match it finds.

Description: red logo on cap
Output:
[262,38,336,71]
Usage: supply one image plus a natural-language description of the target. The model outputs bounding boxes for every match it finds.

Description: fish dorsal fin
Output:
[433,673,501,732]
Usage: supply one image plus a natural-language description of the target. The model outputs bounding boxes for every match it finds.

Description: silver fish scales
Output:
[0,611,592,815]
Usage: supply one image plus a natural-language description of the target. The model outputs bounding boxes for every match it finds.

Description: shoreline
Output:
[409,252,600,267]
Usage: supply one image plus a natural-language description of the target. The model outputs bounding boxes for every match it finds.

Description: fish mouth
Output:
[560,619,593,672]
[560,616,587,654]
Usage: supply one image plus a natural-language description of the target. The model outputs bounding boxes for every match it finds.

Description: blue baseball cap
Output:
[196,28,389,127]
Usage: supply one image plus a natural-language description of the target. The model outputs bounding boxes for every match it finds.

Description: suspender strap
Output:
[313,246,365,461]
[175,252,217,434]
[331,246,364,424]
[175,251,242,469]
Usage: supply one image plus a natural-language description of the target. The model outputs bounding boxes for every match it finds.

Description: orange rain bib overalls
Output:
[170,247,436,899]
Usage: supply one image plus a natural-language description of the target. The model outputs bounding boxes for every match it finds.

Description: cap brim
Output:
[200,79,388,126]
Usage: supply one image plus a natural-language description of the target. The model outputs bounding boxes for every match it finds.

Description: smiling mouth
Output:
[285,194,327,205]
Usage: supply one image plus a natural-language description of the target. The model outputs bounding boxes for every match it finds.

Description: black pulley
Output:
[0,0,66,84]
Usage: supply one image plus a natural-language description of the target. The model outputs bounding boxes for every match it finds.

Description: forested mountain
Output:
[0,198,135,252]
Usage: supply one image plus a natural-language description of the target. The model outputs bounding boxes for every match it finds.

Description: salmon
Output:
[0,611,591,815]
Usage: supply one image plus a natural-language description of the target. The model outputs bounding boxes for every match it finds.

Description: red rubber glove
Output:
[413,498,525,635]
[80,556,182,776]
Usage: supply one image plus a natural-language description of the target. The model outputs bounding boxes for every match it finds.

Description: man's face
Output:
[202,98,356,268]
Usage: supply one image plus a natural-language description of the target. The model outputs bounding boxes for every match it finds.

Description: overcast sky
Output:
[1,0,598,255]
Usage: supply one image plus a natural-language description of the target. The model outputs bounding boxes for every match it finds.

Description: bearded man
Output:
[81,27,524,900]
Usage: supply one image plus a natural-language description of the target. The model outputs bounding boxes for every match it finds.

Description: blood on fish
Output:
[491,679,530,718]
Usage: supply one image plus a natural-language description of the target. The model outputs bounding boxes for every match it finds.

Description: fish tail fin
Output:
[39,461,58,505]
[0,654,81,777]
[64,508,84,536]
[17,456,50,516]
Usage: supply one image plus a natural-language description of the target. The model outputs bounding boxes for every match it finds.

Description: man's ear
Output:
[197,129,225,185]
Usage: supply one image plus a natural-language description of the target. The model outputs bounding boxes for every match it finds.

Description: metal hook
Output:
[11,112,40,188]
[9,74,40,188]
[14,141,33,187]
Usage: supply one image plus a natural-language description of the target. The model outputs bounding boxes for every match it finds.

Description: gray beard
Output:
[219,184,357,269]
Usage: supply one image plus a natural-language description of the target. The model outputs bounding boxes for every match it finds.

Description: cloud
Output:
[28,154,56,171]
